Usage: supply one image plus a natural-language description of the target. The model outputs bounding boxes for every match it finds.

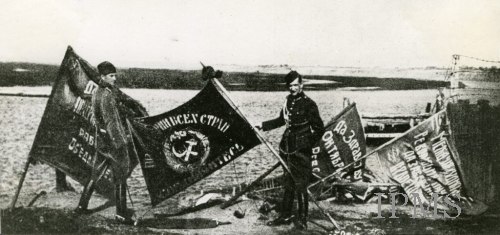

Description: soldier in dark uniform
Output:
[75,61,137,224]
[257,71,324,230]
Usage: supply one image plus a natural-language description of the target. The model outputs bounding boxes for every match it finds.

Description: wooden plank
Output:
[362,113,431,119]
[365,133,402,138]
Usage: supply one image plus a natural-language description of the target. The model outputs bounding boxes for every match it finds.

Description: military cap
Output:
[284,70,302,85]
[97,61,116,75]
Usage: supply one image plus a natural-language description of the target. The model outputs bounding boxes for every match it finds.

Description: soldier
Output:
[257,71,325,230]
[75,61,137,224]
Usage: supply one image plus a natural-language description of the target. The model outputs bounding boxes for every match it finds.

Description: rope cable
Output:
[454,54,500,64]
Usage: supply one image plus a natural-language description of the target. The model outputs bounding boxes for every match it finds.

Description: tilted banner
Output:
[310,103,367,181]
[365,110,464,211]
[130,79,261,206]
[29,46,143,198]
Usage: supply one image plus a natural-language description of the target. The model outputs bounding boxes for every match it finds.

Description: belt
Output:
[286,121,309,130]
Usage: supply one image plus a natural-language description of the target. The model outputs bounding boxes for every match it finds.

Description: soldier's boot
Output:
[115,183,135,225]
[267,189,295,226]
[75,179,96,214]
[302,192,309,228]
[295,192,308,230]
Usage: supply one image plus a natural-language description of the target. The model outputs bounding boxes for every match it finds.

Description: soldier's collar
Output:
[288,92,305,100]
[97,78,114,89]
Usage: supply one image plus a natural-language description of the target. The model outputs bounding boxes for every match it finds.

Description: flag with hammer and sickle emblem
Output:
[130,78,261,206]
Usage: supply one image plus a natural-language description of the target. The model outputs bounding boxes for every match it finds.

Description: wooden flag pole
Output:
[253,124,340,230]
[10,157,33,210]
[221,162,280,209]
[211,77,340,230]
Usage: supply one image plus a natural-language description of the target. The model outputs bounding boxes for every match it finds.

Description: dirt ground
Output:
[2,189,500,234]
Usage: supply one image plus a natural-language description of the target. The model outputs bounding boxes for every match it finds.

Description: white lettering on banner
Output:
[154,114,200,130]
[421,161,440,180]
[432,136,462,195]
[68,137,93,165]
[415,144,428,160]
[430,180,447,195]
[403,151,417,163]
[73,81,98,124]
[311,146,320,173]
[387,147,400,164]
[321,131,344,168]
[83,81,98,95]
[391,161,411,184]
[387,127,463,208]
[354,170,362,179]
[340,122,363,180]
[413,131,429,142]
[333,120,347,135]
[153,113,230,133]
[78,128,95,146]
[144,154,156,168]
[73,97,95,124]
[217,143,244,165]
[343,130,362,161]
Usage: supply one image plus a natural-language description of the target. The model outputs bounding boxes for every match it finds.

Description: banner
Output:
[310,103,367,182]
[130,79,261,206]
[29,46,144,198]
[365,110,464,210]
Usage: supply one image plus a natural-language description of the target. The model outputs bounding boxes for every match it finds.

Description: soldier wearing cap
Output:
[75,61,136,224]
[257,71,324,230]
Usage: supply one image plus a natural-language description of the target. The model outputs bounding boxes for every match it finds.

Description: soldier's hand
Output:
[254,124,263,131]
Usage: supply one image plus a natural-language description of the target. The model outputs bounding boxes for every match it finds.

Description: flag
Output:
[308,103,373,200]
[29,46,145,198]
[310,103,368,181]
[365,110,465,210]
[130,78,261,206]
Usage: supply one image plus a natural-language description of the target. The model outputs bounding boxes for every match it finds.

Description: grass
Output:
[0,62,450,90]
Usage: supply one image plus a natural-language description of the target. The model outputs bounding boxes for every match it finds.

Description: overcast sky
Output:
[1,0,499,69]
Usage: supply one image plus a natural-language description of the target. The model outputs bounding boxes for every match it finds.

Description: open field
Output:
[1,87,499,234]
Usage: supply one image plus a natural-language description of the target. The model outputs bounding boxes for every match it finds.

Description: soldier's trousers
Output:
[280,150,311,221]
[77,181,128,217]
[77,159,129,218]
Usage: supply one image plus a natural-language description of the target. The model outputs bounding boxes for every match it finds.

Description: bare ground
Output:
[2,189,500,234]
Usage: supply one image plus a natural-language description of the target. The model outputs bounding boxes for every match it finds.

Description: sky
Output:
[1,0,500,69]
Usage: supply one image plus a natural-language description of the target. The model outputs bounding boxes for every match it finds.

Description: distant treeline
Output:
[456,66,500,82]
[0,62,449,90]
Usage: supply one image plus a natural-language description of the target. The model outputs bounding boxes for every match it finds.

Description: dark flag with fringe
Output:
[29,46,147,198]
[130,78,261,206]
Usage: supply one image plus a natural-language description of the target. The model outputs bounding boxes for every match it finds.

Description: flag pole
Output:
[309,110,448,191]
[250,115,341,230]
[210,77,340,230]
[10,157,32,210]
[221,162,280,209]
[10,47,74,210]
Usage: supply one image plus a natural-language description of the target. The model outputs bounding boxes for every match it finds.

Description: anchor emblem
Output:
[173,139,199,162]
[163,128,211,173]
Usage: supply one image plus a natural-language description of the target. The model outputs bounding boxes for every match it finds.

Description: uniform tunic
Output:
[92,86,130,183]
[262,92,324,189]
